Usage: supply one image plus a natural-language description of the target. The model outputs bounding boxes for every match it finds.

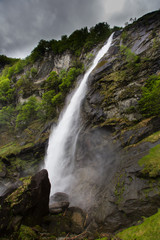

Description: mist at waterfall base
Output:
[44,33,114,208]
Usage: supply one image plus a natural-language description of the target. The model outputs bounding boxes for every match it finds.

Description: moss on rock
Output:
[18,225,38,240]
[139,144,160,177]
[6,176,31,208]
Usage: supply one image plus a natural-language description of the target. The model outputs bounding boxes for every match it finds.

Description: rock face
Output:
[0,169,50,236]
[65,10,160,232]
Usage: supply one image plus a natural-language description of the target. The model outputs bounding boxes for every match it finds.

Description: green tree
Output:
[45,71,60,92]
[0,77,15,104]
[16,96,40,129]
[0,105,16,128]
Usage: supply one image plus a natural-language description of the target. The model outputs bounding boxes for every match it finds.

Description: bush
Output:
[0,55,18,68]
[16,96,40,129]
[44,71,60,92]
[120,45,140,65]
[0,105,16,128]
[0,77,15,103]
[138,75,160,117]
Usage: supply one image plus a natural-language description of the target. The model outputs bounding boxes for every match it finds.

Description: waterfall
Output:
[45,33,114,195]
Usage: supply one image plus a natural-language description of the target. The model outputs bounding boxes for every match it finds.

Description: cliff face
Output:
[0,9,160,234]
[68,10,160,232]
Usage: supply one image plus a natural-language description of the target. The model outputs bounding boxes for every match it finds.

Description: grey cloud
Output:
[0,0,159,58]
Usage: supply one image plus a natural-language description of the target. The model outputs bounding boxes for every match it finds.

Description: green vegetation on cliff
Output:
[139,144,160,177]
[139,74,160,117]
[117,209,160,240]
[0,64,84,130]
[0,55,18,68]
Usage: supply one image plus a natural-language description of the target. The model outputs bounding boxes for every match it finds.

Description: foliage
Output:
[59,67,82,92]
[138,75,160,117]
[44,71,60,91]
[0,58,30,86]
[18,225,38,240]
[16,96,40,129]
[117,209,160,240]
[121,31,128,42]
[0,77,15,104]
[139,144,160,177]
[30,67,37,76]
[40,90,56,119]
[40,66,83,120]
[120,45,140,66]
[0,55,18,68]
[0,105,16,128]
[30,39,50,62]
[29,22,112,60]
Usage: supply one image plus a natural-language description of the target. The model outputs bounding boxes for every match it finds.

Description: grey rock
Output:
[50,192,69,203]
[49,201,70,214]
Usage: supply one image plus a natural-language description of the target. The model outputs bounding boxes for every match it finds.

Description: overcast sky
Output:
[0,0,159,58]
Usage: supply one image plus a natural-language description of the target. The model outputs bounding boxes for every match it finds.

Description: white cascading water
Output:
[45,33,114,195]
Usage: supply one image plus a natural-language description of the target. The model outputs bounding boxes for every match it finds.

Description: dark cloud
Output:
[0,0,159,58]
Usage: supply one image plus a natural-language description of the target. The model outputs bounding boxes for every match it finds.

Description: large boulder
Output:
[0,169,51,236]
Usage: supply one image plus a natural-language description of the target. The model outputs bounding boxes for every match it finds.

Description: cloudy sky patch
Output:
[0,0,159,58]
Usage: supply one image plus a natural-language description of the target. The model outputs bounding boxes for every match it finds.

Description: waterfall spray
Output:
[45,33,114,195]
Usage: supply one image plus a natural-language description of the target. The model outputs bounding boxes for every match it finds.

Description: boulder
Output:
[49,192,70,214]
[0,169,51,236]
[50,192,69,203]
[49,201,70,214]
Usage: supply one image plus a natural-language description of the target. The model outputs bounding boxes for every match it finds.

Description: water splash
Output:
[45,33,114,194]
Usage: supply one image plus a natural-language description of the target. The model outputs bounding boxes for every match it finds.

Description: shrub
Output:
[138,74,160,117]
[0,105,16,128]
[120,45,140,65]
[16,96,40,129]
[0,77,15,103]
[45,71,60,92]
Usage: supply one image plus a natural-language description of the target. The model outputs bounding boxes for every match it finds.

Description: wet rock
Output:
[49,207,63,214]
[50,192,69,203]
[0,169,51,236]
[49,202,70,214]
[50,192,70,214]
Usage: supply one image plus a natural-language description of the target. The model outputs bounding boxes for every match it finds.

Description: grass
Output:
[117,209,160,240]
[139,144,160,177]
[142,130,160,143]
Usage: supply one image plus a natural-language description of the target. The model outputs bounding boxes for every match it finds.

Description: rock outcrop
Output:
[0,169,50,236]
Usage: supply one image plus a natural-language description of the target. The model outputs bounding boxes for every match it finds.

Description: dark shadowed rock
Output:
[66,207,86,234]
[43,206,86,236]
[0,169,51,236]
